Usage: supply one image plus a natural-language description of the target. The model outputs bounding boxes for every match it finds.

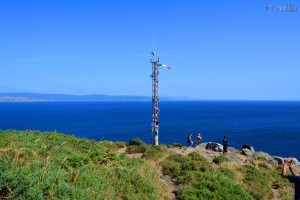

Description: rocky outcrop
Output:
[273,156,284,165]
[241,144,255,157]
[292,158,300,166]
[254,151,272,160]
[168,143,300,168]
[205,142,223,152]
[241,148,254,157]
[241,144,255,153]
[162,175,179,200]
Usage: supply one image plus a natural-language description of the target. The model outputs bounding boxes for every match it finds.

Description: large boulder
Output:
[205,142,223,152]
[273,156,284,165]
[241,144,255,153]
[241,148,254,157]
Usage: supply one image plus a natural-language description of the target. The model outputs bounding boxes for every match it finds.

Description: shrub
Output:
[241,165,273,199]
[0,130,170,200]
[126,145,149,154]
[142,149,164,160]
[213,156,231,164]
[188,152,209,163]
[161,154,252,200]
[114,141,127,148]
[218,167,235,180]
[161,160,181,176]
[258,163,271,170]
[151,144,168,152]
[128,138,144,146]
[171,143,183,148]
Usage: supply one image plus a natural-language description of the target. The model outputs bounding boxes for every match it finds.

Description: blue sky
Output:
[0,0,299,100]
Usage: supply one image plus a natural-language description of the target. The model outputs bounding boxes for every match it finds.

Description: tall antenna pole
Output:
[151,51,160,145]
[150,52,171,145]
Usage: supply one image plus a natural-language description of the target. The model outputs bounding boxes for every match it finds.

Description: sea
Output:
[0,101,299,160]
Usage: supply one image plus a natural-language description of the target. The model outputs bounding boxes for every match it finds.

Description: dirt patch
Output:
[126,153,143,158]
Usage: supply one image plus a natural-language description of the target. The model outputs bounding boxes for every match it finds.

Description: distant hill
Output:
[0,93,192,102]
[0,93,151,102]
[0,96,44,102]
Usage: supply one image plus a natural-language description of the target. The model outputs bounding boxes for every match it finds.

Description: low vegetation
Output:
[0,130,169,199]
[0,130,295,199]
[212,155,231,164]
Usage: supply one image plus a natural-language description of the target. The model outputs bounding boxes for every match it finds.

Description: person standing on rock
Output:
[187,134,193,147]
[196,133,202,145]
[282,158,300,200]
[223,136,229,156]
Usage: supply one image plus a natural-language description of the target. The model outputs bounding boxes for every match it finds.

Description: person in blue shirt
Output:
[282,158,300,200]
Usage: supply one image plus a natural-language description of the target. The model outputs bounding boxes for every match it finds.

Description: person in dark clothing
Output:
[222,136,229,156]
[282,158,300,200]
[196,133,202,145]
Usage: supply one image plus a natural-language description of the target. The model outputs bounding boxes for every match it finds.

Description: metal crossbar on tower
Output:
[150,52,171,145]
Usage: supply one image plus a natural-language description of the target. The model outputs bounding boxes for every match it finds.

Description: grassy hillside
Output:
[0,130,294,199]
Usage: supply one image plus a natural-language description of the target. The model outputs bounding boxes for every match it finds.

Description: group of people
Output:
[187,133,202,146]
[187,133,300,199]
[186,133,300,199]
[187,133,230,156]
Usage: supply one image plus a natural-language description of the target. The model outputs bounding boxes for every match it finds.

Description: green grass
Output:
[213,155,231,164]
[128,137,144,146]
[161,153,252,200]
[126,144,149,154]
[0,130,169,200]
[0,130,295,200]
[142,148,164,161]
[240,165,272,199]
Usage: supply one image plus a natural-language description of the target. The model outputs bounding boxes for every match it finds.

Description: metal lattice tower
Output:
[151,52,159,145]
[150,51,171,145]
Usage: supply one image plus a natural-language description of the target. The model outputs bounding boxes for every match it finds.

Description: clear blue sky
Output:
[0,0,299,100]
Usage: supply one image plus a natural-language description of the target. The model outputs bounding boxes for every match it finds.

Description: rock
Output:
[162,175,179,192]
[273,156,284,165]
[215,143,223,152]
[170,193,176,200]
[162,175,178,200]
[292,158,300,166]
[244,159,254,166]
[172,178,179,185]
[254,151,272,161]
[240,144,255,157]
[241,148,254,157]
[228,147,236,151]
[271,160,278,165]
[241,144,255,153]
[162,175,171,182]
[205,142,223,152]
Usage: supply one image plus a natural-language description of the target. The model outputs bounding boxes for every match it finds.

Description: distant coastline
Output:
[1,93,299,102]
[0,93,150,102]
[0,92,193,102]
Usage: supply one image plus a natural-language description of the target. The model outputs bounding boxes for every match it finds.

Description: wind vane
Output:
[150,51,171,145]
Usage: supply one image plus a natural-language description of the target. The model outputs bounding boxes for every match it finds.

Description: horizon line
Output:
[0,92,300,101]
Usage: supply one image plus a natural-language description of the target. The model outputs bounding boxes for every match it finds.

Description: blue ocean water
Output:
[0,101,299,159]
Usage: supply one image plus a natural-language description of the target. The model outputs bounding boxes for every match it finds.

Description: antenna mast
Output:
[150,52,171,145]
[151,51,159,145]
